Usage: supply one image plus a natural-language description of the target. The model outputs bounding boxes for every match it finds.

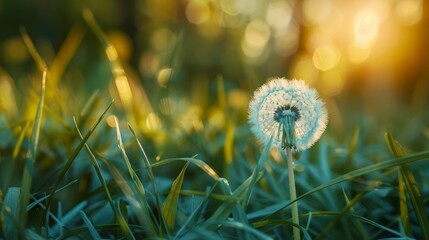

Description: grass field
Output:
[1,1,429,239]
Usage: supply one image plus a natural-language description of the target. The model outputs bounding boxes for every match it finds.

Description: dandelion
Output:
[248,78,328,152]
[248,77,328,240]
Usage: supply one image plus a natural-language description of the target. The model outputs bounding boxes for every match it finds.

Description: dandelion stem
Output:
[286,147,300,240]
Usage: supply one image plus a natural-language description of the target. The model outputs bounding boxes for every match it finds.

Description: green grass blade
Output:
[385,132,406,157]
[243,138,272,209]
[346,127,360,167]
[28,180,78,211]
[342,190,368,240]
[219,220,273,240]
[83,9,134,115]
[385,132,411,236]
[4,187,21,239]
[25,229,45,240]
[80,210,102,240]
[115,199,135,239]
[218,179,250,239]
[162,162,189,231]
[151,158,219,181]
[114,119,157,237]
[202,177,258,231]
[74,119,133,239]
[316,189,368,240]
[79,90,101,127]
[385,132,429,239]
[50,27,84,89]
[256,212,408,239]
[20,70,46,226]
[45,101,113,222]
[399,166,429,239]
[175,182,220,239]
[20,28,47,72]
[128,124,163,218]
[74,118,115,207]
[58,223,145,239]
[398,172,410,235]
[266,149,429,218]
[51,201,87,237]
[12,121,30,160]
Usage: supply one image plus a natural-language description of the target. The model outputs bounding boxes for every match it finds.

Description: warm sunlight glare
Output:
[348,43,372,64]
[395,0,423,26]
[354,9,379,48]
[115,75,133,106]
[320,71,343,96]
[186,0,210,25]
[265,1,293,34]
[291,55,318,85]
[312,45,340,71]
[241,19,271,59]
[157,68,172,88]
[302,0,333,25]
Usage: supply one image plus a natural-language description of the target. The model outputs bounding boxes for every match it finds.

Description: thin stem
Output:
[287,147,300,240]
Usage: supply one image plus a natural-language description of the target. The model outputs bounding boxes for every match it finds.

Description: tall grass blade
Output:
[114,118,157,237]
[4,187,21,239]
[346,127,360,167]
[83,9,134,116]
[175,182,219,239]
[385,132,429,239]
[266,149,429,218]
[202,177,259,231]
[45,101,113,222]
[243,138,272,209]
[20,28,47,72]
[151,158,219,181]
[333,212,411,238]
[20,70,46,227]
[51,201,87,237]
[218,179,250,239]
[26,229,45,240]
[342,190,368,240]
[128,124,164,224]
[50,27,84,89]
[79,90,101,126]
[400,167,429,239]
[12,121,30,160]
[115,199,134,239]
[385,132,411,236]
[162,162,189,231]
[219,220,273,240]
[74,119,133,239]
[80,210,102,240]
[28,180,78,211]
[316,189,368,240]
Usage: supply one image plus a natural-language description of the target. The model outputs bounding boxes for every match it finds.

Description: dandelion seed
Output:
[248,78,328,151]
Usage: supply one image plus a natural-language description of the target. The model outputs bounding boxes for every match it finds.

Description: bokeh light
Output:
[302,0,333,25]
[291,55,319,85]
[395,0,423,26]
[348,43,371,64]
[319,71,344,96]
[241,19,271,59]
[312,45,341,71]
[354,9,379,48]
[265,0,293,35]
[157,68,172,88]
[151,28,176,53]
[1,37,29,64]
[186,0,211,25]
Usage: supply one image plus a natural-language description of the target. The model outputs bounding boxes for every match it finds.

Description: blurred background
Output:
[1,0,429,158]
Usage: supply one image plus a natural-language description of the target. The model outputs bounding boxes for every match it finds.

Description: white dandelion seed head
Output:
[248,78,328,151]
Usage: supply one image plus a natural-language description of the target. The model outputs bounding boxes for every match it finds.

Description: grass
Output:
[1,10,429,240]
